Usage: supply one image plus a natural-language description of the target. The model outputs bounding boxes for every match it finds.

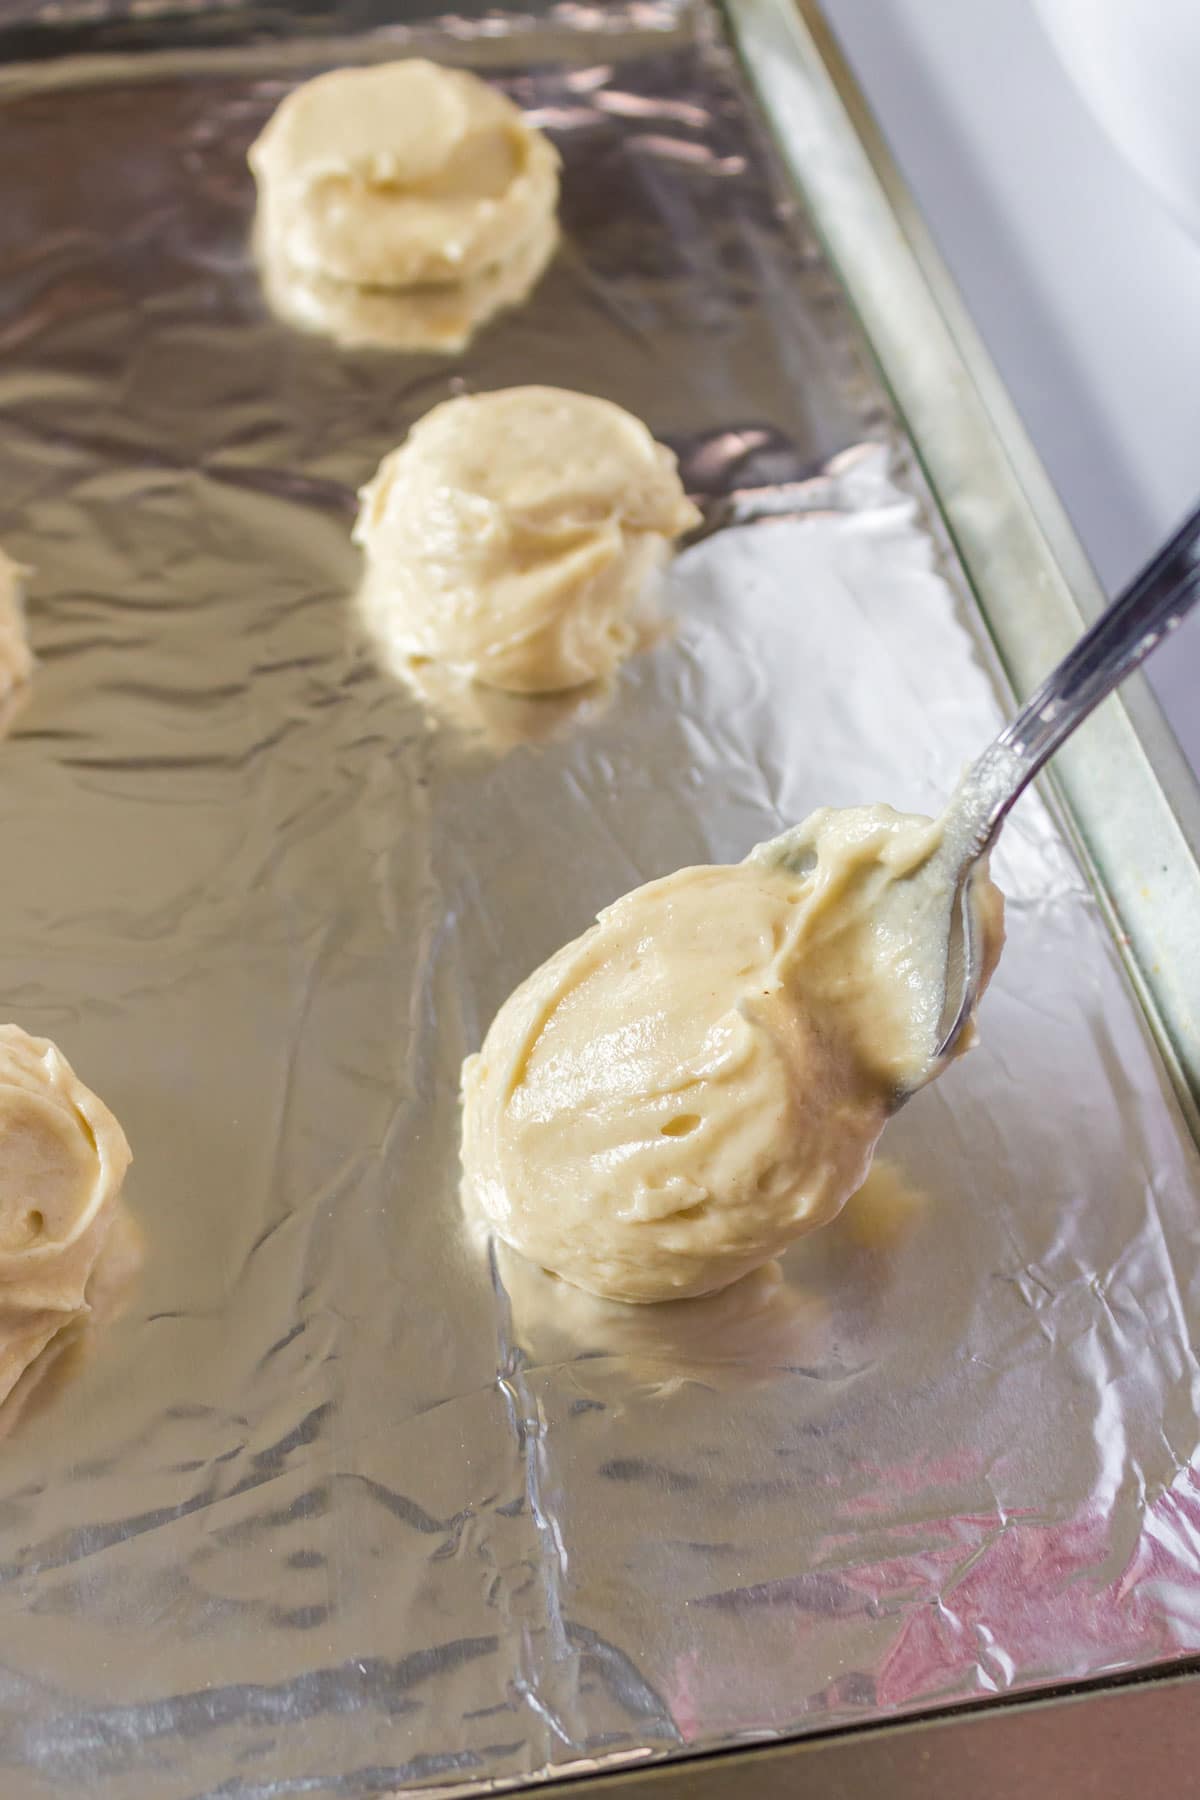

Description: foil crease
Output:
[1,5,1199,1796]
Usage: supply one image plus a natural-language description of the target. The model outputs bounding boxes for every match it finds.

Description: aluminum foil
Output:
[2,5,1200,1796]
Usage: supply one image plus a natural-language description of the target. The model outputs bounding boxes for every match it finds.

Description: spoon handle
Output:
[959,498,1200,857]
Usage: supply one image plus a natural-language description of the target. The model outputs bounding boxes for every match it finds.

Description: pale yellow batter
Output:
[461,806,1003,1303]
[0,550,32,714]
[355,387,700,693]
[249,59,560,291]
[0,1024,133,1404]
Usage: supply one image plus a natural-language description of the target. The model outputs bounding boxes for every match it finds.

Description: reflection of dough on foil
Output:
[477,1159,925,1391]
[840,1158,929,1251]
[490,1232,828,1392]
[356,568,613,752]
[0,549,33,732]
[80,1198,144,1321]
[0,681,30,742]
[0,1202,143,1441]
[254,215,558,354]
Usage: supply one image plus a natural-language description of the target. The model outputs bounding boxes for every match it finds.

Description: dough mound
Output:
[249,59,560,290]
[0,549,32,711]
[0,1024,133,1405]
[355,386,701,693]
[462,808,1003,1303]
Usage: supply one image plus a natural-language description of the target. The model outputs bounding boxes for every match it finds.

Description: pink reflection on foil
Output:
[664,1462,1200,1743]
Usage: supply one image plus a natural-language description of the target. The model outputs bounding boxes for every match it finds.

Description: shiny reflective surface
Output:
[0,7,1198,1797]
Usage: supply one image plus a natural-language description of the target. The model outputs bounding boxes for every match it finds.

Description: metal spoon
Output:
[925,499,1200,1084]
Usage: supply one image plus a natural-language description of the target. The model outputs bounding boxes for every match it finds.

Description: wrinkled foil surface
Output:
[2,5,1200,1796]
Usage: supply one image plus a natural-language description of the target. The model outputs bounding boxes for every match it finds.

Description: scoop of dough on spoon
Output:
[462,499,1200,1303]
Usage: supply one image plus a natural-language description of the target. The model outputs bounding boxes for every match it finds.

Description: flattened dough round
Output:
[249,59,560,290]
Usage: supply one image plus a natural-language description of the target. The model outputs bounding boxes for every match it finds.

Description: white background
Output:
[822,0,1200,770]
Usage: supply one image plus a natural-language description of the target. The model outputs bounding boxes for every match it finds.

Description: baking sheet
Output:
[2,5,1200,1797]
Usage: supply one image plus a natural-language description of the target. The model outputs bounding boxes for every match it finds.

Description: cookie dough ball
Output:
[0,550,32,712]
[0,1024,133,1405]
[249,59,560,290]
[354,387,701,693]
[462,808,1003,1303]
